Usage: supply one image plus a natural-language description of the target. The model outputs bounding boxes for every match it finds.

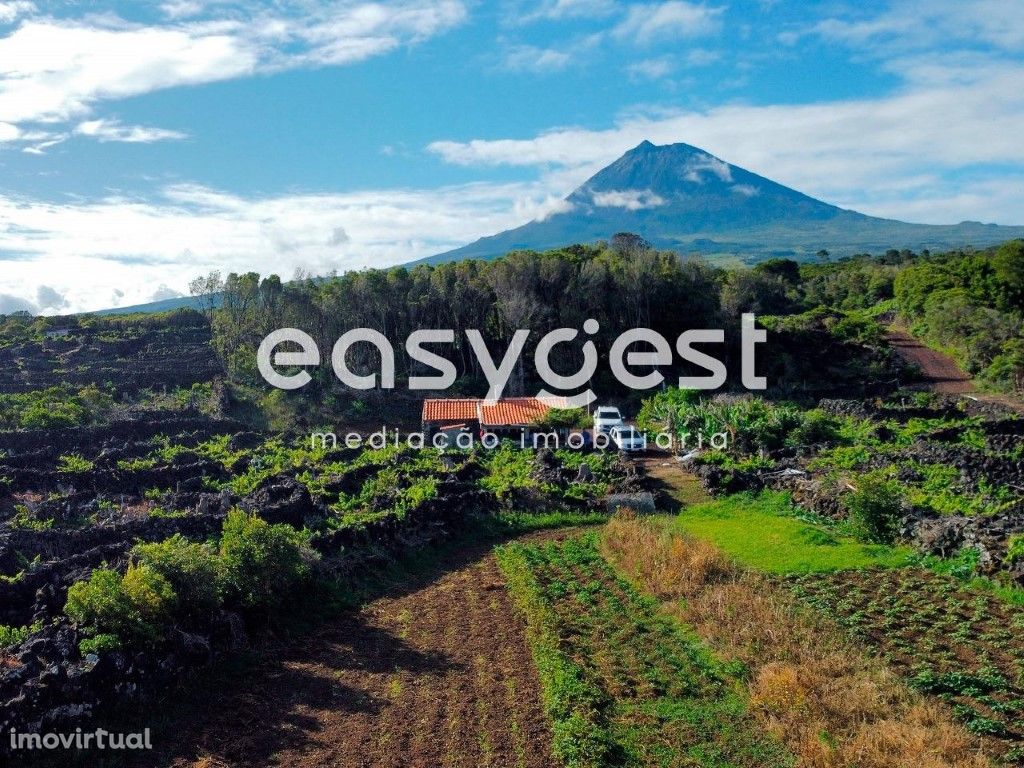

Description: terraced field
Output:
[497,534,791,768]
[0,313,221,395]
[789,568,1024,758]
[0,323,631,750]
[132,536,563,768]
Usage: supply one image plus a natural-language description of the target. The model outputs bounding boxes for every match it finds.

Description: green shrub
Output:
[117,456,158,471]
[982,338,1024,392]
[1007,534,1024,565]
[0,384,115,430]
[533,407,589,430]
[10,504,53,531]
[79,633,122,655]
[0,623,30,648]
[57,453,94,473]
[169,383,215,411]
[479,444,537,500]
[20,400,86,429]
[219,510,317,610]
[639,391,807,453]
[401,476,438,513]
[808,444,871,471]
[636,387,701,432]
[844,473,904,544]
[132,535,223,617]
[785,408,839,447]
[830,313,883,345]
[64,564,177,649]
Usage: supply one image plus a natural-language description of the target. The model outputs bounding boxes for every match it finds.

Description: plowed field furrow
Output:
[139,544,557,768]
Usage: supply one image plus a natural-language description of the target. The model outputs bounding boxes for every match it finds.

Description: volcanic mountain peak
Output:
[567,140,832,215]
[420,140,1024,265]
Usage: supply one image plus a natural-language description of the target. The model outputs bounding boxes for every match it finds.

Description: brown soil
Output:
[886,329,974,394]
[139,538,562,768]
[886,328,1024,413]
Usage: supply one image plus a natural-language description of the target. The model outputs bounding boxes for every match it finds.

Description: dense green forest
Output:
[198,236,725,395]
[180,236,1023,400]
[894,241,1024,389]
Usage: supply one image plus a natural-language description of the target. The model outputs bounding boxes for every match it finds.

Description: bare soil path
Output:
[138,535,566,768]
[636,453,710,511]
[885,328,974,394]
[885,327,1024,413]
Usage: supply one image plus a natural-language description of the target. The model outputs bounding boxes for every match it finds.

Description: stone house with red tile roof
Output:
[421,396,574,437]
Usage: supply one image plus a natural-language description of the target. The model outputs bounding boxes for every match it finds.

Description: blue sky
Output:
[1,0,1023,313]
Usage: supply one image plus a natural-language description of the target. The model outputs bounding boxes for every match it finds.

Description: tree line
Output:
[192,237,736,398]
[188,235,1024,400]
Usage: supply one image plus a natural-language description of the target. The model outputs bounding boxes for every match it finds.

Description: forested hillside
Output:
[186,236,1024,409]
[893,241,1024,390]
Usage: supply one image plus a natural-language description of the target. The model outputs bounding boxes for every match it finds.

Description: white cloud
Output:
[529,196,576,220]
[613,1,723,44]
[0,176,575,314]
[22,134,66,154]
[684,47,719,66]
[0,1,34,24]
[590,188,665,209]
[74,119,187,143]
[159,0,207,19]
[843,177,1024,226]
[683,153,731,182]
[426,59,1024,225]
[515,0,618,23]
[150,284,184,301]
[0,1,466,137]
[273,0,467,68]
[503,44,572,72]
[0,20,257,125]
[0,293,36,314]
[799,0,1024,53]
[35,284,68,310]
[429,135,581,167]
[626,57,673,79]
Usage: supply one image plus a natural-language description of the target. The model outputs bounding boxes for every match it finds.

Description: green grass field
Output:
[673,491,914,573]
[496,534,792,768]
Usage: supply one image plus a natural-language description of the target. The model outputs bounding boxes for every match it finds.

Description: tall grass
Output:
[601,512,991,768]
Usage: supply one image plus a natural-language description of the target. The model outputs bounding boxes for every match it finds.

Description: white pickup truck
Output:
[592,406,624,434]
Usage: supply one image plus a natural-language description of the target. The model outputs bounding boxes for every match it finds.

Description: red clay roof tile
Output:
[421,398,479,422]
[422,396,573,427]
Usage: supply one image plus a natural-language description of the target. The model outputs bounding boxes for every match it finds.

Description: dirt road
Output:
[886,327,1023,413]
[885,329,974,394]
[140,539,558,768]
